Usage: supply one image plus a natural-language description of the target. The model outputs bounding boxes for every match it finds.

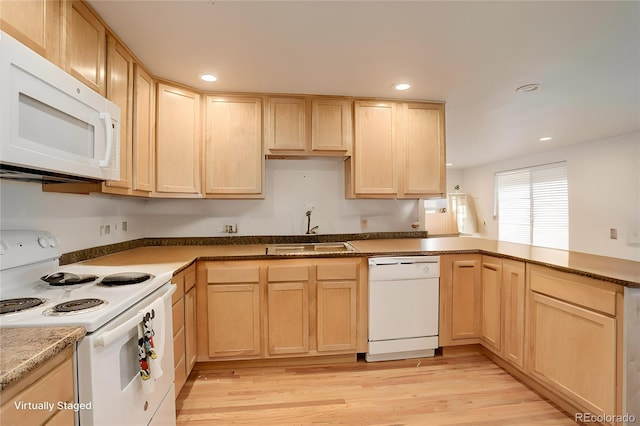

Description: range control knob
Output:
[38,237,49,248]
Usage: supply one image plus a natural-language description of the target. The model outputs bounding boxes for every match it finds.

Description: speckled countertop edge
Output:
[0,326,86,390]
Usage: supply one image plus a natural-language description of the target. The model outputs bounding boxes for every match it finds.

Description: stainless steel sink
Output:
[265,242,356,255]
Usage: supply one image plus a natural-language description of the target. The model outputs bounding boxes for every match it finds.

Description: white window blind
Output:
[495,162,568,249]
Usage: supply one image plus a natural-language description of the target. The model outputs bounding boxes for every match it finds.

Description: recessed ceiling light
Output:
[394,83,411,91]
[200,74,218,82]
[539,136,552,141]
[516,83,540,93]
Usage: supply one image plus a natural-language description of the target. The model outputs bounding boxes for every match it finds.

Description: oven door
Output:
[77,283,176,426]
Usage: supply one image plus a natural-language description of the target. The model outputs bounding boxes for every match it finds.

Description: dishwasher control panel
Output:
[368,256,440,280]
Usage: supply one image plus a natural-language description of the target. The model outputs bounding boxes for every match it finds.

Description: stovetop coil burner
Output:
[0,297,47,315]
[44,298,107,316]
[100,272,153,286]
[41,272,98,286]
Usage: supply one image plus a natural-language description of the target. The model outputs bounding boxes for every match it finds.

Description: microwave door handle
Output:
[98,112,113,167]
[94,284,176,348]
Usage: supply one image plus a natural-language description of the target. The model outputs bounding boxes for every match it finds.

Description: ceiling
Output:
[87,0,640,169]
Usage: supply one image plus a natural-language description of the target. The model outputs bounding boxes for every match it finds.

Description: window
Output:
[494,162,568,249]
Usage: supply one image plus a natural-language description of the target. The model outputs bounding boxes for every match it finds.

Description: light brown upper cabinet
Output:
[346,100,445,199]
[132,65,155,193]
[103,36,133,193]
[155,83,201,195]
[266,96,352,156]
[347,101,398,196]
[204,96,264,198]
[311,98,352,154]
[60,1,106,96]
[266,97,307,153]
[0,0,61,64]
[400,102,446,197]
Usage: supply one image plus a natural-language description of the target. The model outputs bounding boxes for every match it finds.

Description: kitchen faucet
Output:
[305,210,318,234]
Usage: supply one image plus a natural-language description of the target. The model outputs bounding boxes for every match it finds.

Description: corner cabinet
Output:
[346,100,445,199]
[155,83,201,196]
[196,258,366,362]
[203,95,264,198]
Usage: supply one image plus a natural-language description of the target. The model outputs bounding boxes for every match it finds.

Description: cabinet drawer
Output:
[208,266,260,284]
[529,265,620,316]
[267,265,309,282]
[317,263,357,280]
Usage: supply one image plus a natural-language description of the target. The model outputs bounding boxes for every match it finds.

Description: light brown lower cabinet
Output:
[196,258,366,362]
[527,264,623,421]
[171,264,197,396]
[439,254,482,345]
[442,256,624,423]
[0,346,75,425]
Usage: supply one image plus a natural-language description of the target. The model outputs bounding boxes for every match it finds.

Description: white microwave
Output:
[0,31,120,181]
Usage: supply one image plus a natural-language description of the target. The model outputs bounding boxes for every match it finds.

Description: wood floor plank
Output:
[176,351,576,425]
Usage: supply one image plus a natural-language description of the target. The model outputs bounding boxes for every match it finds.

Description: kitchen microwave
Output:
[0,31,120,181]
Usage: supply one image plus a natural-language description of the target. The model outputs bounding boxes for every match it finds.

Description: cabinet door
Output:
[185,285,197,372]
[156,83,201,194]
[529,292,616,417]
[266,97,307,152]
[204,96,263,197]
[502,259,525,369]
[400,102,445,197]
[450,258,481,340]
[172,297,186,393]
[0,0,60,63]
[104,36,133,190]
[61,1,106,95]
[207,284,260,357]
[132,65,154,192]
[267,282,309,355]
[481,257,502,352]
[317,281,357,352]
[311,98,351,153]
[352,101,397,195]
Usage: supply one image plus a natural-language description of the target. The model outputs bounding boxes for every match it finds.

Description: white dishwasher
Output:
[366,256,440,362]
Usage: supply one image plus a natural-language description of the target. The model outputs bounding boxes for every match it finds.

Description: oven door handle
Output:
[94,283,176,348]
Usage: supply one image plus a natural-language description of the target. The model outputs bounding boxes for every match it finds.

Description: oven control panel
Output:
[0,230,60,270]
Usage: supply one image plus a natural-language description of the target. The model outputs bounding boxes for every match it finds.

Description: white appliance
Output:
[367,256,440,362]
[0,231,176,426]
[0,31,120,181]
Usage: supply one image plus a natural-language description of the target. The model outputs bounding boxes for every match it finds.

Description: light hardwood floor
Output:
[176,350,576,425]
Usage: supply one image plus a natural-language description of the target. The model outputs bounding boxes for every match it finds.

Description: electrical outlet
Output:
[122,221,128,232]
[610,228,617,240]
[303,203,315,213]
[360,217,368,230]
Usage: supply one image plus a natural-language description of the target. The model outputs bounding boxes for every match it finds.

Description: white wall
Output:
[0,159,421,251]
[0,180,147,253]
[142,158,420,237]
[461,132,640,261]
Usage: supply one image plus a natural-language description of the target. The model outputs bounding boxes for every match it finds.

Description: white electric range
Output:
[0,230,177,426]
